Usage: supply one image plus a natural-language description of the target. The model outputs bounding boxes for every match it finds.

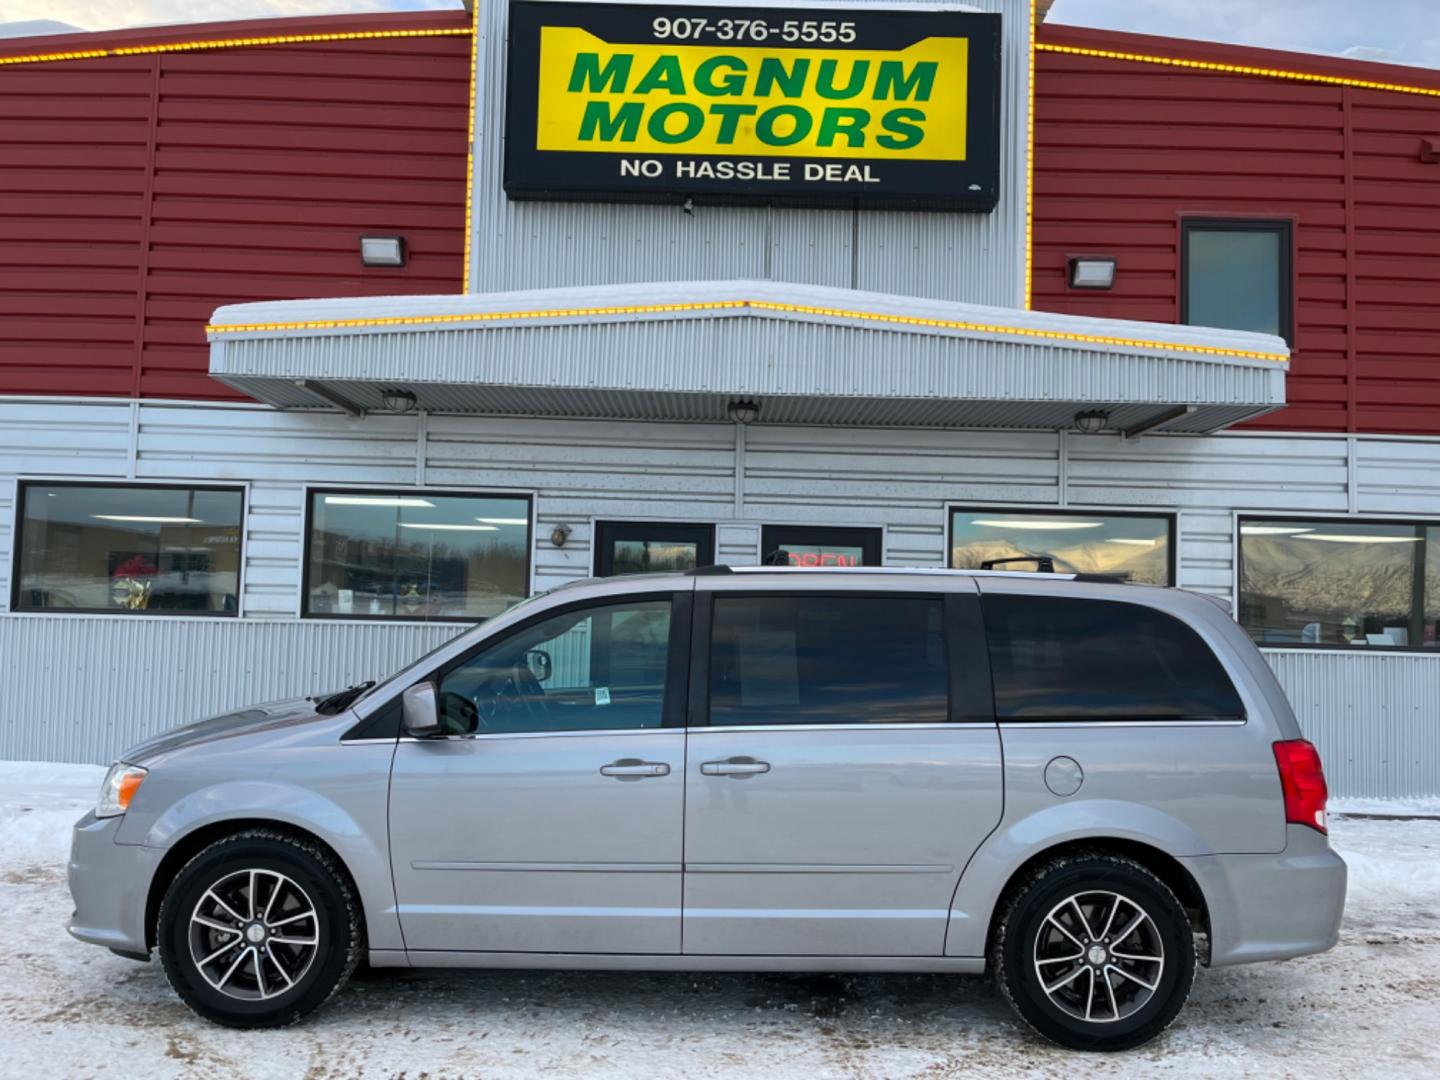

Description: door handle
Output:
[700,758,771,777]
[599,760,670,779]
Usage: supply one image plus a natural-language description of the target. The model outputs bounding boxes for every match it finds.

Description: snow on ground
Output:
[2,762,1438,1080]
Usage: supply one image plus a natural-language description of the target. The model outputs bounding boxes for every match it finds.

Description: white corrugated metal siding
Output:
[0,616,459,764]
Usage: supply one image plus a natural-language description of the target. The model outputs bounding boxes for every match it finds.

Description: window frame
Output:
[300,485,535,623]
[1179,217,1295,346]
[687,589,993,729]
[946,505,1178,586]
[759,524,884,567]
[1236,512,1440,654]
[593,520,716,577]
[426,588,693,733]
[11,478,248,618]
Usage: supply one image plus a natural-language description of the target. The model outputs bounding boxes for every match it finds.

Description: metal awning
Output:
[206,280,1288,434]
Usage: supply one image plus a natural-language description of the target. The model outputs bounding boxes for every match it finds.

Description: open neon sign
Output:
[786,550,860,567]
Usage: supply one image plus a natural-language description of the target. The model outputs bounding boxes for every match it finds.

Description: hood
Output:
[120,694,331,765]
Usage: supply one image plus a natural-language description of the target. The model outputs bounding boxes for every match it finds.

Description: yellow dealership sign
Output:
[504,2,1002,210]
[534,27,970,161]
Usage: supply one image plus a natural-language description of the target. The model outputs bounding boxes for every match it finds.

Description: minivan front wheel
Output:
[157,829,363,1027]
[991,853,1196,1051]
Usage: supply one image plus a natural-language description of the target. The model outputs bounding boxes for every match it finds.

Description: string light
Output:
[206,298,1289,363]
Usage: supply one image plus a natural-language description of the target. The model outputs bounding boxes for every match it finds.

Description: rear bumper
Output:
[1181,823,1347,967]
[67,811,162,957]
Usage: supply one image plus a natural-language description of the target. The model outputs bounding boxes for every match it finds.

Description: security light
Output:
[727,399,760,424]
[1073,409,1110,434]
[1068,256,1117,289]
[381,388,417,413]
[360,235,406,267]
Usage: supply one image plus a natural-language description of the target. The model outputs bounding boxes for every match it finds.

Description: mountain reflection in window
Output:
[1239,518,1439,649]
[950,510,1172,584]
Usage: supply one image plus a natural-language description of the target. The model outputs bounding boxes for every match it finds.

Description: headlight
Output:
[97,762,148,818]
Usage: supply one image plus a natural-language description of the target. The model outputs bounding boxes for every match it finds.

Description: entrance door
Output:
[682,585,1002,956]
[389,590,689,954]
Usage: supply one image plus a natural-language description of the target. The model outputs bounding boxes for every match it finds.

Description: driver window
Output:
[436,597,673,735]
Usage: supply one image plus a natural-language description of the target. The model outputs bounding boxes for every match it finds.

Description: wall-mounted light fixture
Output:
[1067,256,1117,290]
[360,235,406,267]
[381,388,417,414]
[550,523,572,548]
[727,399,760,424]
[1073,409,1110,434]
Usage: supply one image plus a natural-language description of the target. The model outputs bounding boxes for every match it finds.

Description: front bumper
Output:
[1181,823,1347,967]
[67,811,163,957]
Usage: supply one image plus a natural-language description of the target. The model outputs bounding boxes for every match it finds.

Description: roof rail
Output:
[686,565,735,576]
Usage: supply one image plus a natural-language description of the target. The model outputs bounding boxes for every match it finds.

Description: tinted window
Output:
[709,595,948,725]
[438,598,672,735]
[16,483,243,614]
[984,594,1243,721]
[305,490,529,620]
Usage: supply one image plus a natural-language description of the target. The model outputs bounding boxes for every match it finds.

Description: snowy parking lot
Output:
[2,763,1438,1080]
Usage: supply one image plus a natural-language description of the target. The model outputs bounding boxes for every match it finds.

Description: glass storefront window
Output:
[594,522,715,577]
[304,490,530,621]
[1239,518,1436,648]
[15,483,243,614]
[760,525,882,567]
[949,509,1173,584]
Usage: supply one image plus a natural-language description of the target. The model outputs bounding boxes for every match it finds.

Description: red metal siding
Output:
[0,12,471,401]
[1034,25,1440,435]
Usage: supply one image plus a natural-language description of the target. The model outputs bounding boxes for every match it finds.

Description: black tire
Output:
[156,829,364,1028]
[990,852,1196,1052]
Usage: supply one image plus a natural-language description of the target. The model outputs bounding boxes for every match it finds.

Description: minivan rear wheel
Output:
[156,829,363,1028]
[991,852,1196,1052]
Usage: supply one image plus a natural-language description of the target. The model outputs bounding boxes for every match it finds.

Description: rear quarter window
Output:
[982,594,1244,722]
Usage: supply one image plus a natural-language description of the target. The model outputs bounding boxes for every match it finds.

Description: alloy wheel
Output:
[187,868,320,1001]
[1031,890,1165,1023]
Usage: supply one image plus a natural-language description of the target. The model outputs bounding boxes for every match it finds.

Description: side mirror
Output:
[401,681,442,738]
[526,648,553,683]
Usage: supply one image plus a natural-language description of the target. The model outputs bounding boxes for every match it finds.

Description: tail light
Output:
[1273,739,1329,835]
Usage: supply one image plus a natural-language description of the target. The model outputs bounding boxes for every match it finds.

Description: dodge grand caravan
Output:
[69,567,1346,1051]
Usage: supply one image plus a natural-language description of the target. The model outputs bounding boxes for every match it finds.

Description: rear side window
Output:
[983,594,1244,721]
[709,595,948,725]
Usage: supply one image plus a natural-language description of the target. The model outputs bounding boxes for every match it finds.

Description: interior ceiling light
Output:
[1240,525,1314,536]
[1067,256,1117,289]
[398,523,497,531]
[360,235,406,267]
[324,496,434,507]
[970,519,1104,530]
[1300,534,1419,543]
[475,517,528,526]
[1109,538,1159,546]
[91,514,200,523]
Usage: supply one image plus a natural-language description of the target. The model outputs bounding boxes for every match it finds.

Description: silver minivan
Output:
[69,567,1346,1051]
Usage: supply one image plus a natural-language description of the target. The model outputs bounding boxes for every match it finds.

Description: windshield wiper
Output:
[312,681,376,715]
